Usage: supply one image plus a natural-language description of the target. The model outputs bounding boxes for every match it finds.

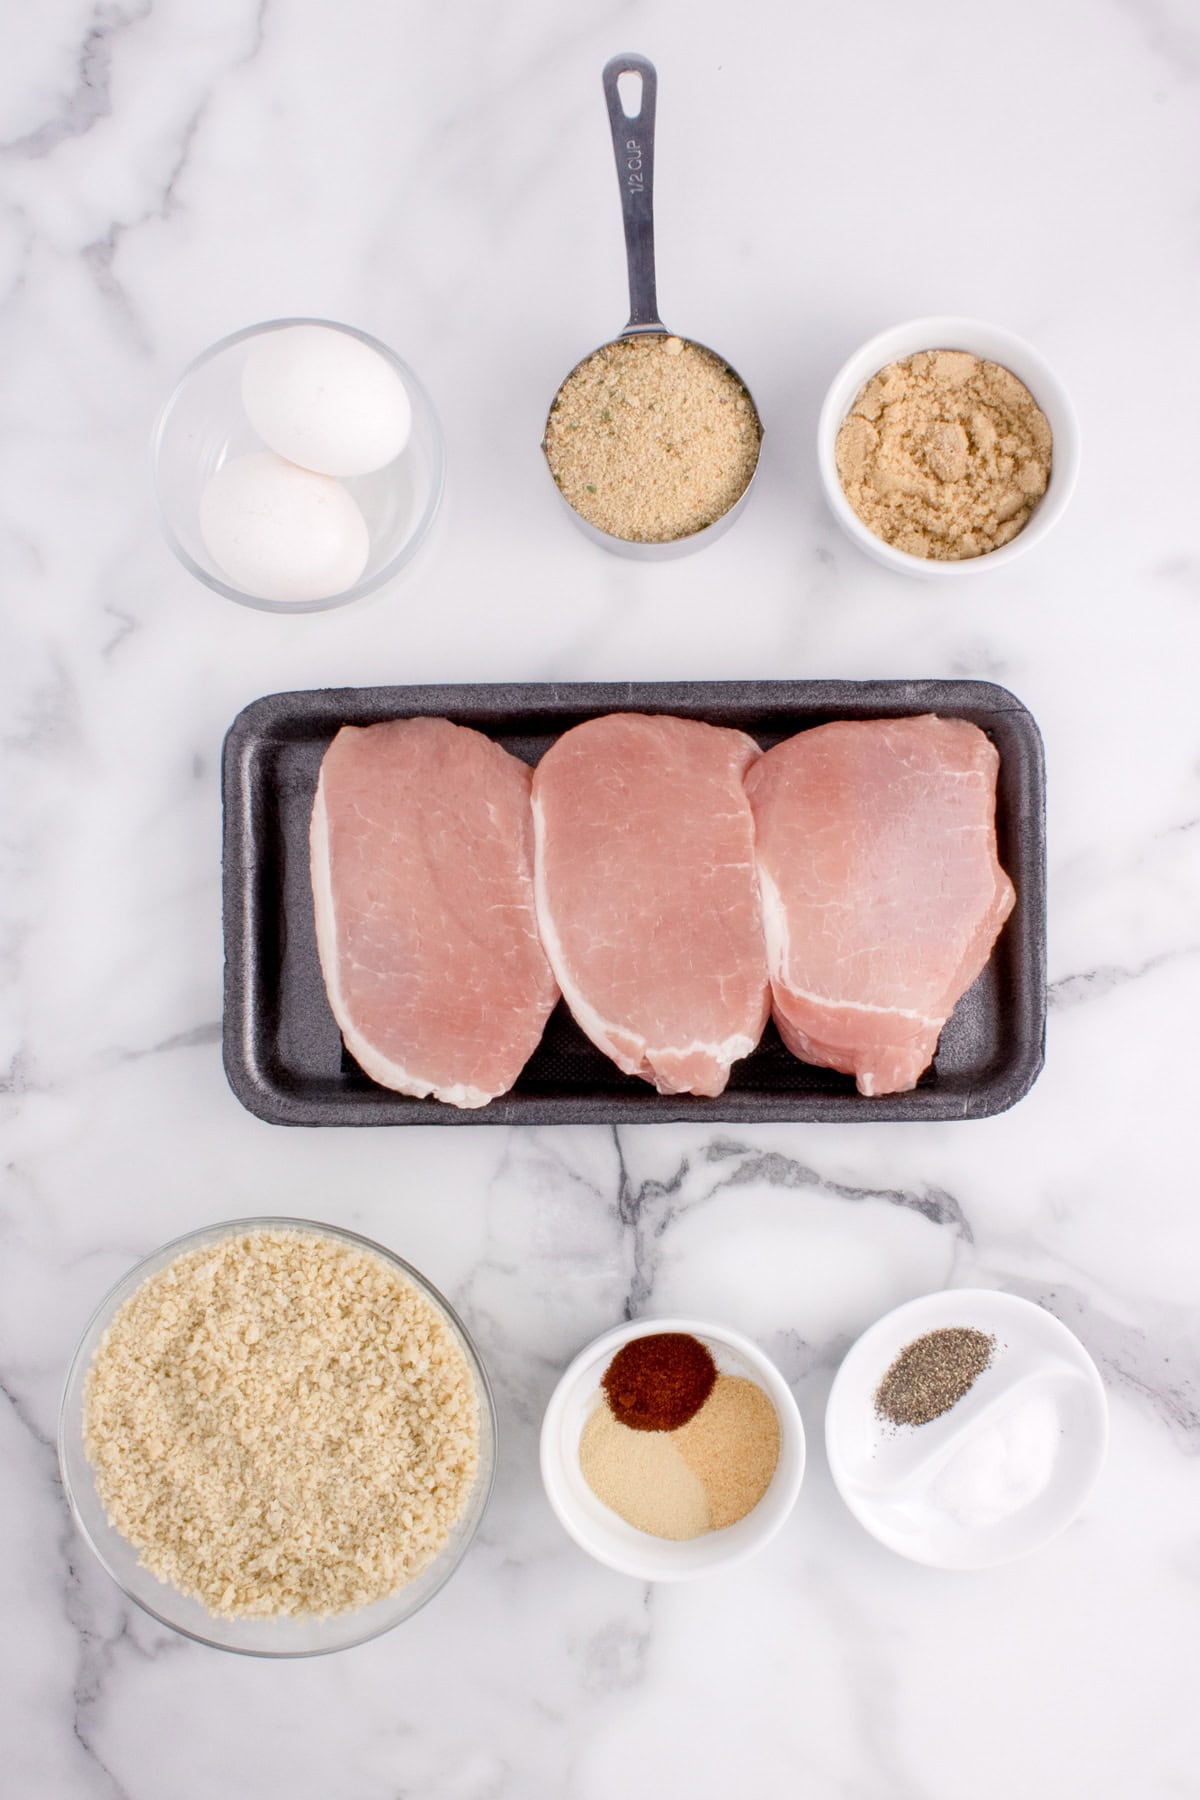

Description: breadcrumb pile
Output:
[83,1229,480,1619]
[544,334,761,543]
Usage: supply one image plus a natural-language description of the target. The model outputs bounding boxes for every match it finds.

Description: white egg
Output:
[241,324,413,477]
[199,452,370,603]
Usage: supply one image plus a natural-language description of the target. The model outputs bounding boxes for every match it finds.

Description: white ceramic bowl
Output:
[540,1317,805,1579]
[152,319,446,613]
[59,1217,496,1656]
[817,316,1080,577]
[825,1288,1107,1570]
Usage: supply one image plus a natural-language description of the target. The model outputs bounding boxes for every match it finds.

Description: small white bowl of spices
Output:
[540,1317,805,1580]
[59,1218,496,1655]
[817,317,1080,576]
[825,1288,1107,1570]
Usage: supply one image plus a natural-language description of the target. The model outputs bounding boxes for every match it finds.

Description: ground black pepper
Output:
[601,1332,717,1432]
[874,1327,995,1427]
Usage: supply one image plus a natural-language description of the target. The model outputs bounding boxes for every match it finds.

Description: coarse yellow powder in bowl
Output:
[579,1373,781,1540]
[834,349,1052,561]
[75,1224,487,1632]
[543,334,762,544]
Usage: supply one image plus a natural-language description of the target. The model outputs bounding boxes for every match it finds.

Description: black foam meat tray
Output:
[221,679,1046,1126]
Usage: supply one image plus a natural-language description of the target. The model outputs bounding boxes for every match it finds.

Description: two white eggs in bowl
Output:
[152,319,445,612]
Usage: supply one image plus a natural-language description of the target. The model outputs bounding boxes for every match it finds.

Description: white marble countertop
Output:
[4,2,1200,1794]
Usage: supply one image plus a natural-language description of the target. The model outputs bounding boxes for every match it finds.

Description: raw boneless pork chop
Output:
[531,713,770,1097]
[744,715,1015,1096]
[310,717,560,1108]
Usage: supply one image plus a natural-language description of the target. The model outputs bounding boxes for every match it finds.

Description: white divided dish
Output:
[826,1288,1107,1569]
[540,1317,806,1581]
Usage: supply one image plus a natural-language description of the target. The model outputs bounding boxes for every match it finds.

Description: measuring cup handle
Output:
[602,54,662,333]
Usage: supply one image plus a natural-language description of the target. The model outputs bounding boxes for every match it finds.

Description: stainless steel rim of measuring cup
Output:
[542,53,763,559]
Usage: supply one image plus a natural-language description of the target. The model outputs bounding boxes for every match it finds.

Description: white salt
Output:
[932,1393,1061,1528]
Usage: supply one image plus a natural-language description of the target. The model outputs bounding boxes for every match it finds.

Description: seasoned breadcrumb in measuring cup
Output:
[545,335,761,543]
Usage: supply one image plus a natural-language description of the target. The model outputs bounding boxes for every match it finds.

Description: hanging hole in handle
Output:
[616,69,643,119]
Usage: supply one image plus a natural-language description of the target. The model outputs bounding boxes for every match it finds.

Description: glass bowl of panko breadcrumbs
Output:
[58,1218,496,1656]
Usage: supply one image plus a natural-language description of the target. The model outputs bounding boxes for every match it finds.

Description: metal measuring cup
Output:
[542,53,763,559]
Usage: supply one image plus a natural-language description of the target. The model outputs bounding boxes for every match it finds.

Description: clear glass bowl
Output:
[151,320,446,613]
[58,1217,496,1656]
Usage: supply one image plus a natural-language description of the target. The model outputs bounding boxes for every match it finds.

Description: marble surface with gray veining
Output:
[3,1,1200,1795]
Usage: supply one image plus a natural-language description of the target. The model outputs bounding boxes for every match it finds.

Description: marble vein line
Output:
[1002,1275,1200,1451]
[80,102,208,350]
[1,1367,130,1797]
[611,1129,973,1324]
[1,655,82,756]
[33,2,270,341]
[0,1366,55,1456]
[1048,944,1200,1010]
[0,1050,29,1095]
[114,1021,223,1063]
[612,1127,691,1318]
[66,1581,140,1800]
[101,601,139,661]
[0,2,152,162]
[700,1138,974,1239]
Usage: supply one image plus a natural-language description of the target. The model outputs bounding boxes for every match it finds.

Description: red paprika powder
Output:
[601,1331,717,1432]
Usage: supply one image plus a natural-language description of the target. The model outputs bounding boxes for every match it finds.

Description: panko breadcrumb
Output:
[82,1229,480,1619]
[544,334,761,543]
